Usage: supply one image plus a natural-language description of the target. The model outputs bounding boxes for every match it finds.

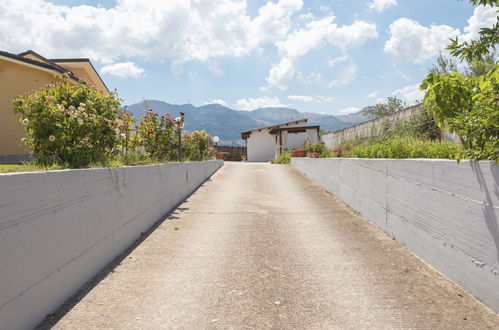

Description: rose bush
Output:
[117,107,137,155]
[136,109,179,161]
[13,77,128,167]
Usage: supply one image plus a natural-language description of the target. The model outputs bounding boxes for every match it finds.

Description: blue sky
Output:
[1,0,496,115]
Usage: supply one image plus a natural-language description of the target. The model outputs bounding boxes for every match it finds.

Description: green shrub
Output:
[421,63,498,160]
[182,131,214,161]
[351,137,460,159]
[304,142,326,153]
[13,77,127,167]
[114,150,155,166]
[329,140,361,158]
[403,108,440,140]
[320,149,333,158]
[273,151,291,164]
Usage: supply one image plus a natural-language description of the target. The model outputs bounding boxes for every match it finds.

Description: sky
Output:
[0,0,497,115]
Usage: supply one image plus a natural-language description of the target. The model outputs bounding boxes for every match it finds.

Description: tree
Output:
[421,69,498,160]
[363,96,405,118]
[428,53,459,76]
[420,0,499,160]
[465,52,498,76]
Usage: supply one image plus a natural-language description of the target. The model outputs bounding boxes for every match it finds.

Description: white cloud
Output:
[461,5,498,42]
[319,6,332,14]
[0,0,303,72]
[327,20,378,52]
[385,6,497,64]
[276,16,334,59]
[329,61,357,87]
[316,95,334,103]
[392,84,425,104]
[266,57,295,90]
[328,55,350,67]
[267,16,376,89]
[287,94,334,103]
[401,74,412,82]
[101,62,145,78]
[276,17,377,59]
[288,95,314,102]
[296,72,324,84]
[298,13,316,21]
[236,96,287,110]
[252,0,304,44]
[384,18,459,63]
[339,107,360,114]
[367,91,379,98]
[204,99,228,107]
[368,0,397,12]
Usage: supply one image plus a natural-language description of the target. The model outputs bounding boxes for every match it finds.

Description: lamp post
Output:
[176,112,185,162]
[213,136,220,147]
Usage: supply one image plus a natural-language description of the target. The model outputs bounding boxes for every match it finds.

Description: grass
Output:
[0,163,65,173]
[330,137,461,160]
[272,151,291,164]
[0,151,216,174]
[0,159,166,174]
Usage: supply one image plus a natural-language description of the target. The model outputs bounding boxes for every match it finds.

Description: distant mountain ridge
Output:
[126,100,371,144]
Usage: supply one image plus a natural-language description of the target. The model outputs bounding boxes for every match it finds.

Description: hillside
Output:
[126,100,370,143]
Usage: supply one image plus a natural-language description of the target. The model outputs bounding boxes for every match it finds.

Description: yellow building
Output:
[0,50,108,163]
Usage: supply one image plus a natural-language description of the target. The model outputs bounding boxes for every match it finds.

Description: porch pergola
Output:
[269,125,320,157]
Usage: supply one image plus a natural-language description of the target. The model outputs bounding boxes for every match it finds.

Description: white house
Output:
[241,119,320,162]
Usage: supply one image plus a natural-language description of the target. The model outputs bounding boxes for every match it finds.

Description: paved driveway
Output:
[41,162,499,329]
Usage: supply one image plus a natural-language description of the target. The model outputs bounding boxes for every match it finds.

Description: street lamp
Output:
[213,136,220,147]
[176,112,185,162]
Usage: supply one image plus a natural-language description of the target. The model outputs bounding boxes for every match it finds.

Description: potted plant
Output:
[305,142,325,158]
[291,148,307,157]
[309,151,320,158]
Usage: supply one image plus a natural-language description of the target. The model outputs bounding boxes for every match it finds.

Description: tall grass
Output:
[350,137,460,159]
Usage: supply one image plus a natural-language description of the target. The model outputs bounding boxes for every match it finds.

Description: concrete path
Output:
[41,162,498,329]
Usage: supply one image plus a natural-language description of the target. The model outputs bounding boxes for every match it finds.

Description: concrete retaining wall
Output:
[0,160,222,329]
[292,158,499,312]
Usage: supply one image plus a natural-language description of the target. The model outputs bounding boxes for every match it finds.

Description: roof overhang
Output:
[0,50,80,83]
[268,125,320,135]
[0,50,108,92]
[241,119,309,140]
[51,58,109,92]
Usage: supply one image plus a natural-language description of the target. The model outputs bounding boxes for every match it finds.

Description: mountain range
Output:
[126,100,372,145]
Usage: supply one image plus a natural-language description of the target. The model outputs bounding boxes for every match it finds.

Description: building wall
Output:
[284,131,308,150]
[0,160,223,330]
[0,59,62,160]
[247,130,276,162]
[292,158,499,313]
[246,120,308,162]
